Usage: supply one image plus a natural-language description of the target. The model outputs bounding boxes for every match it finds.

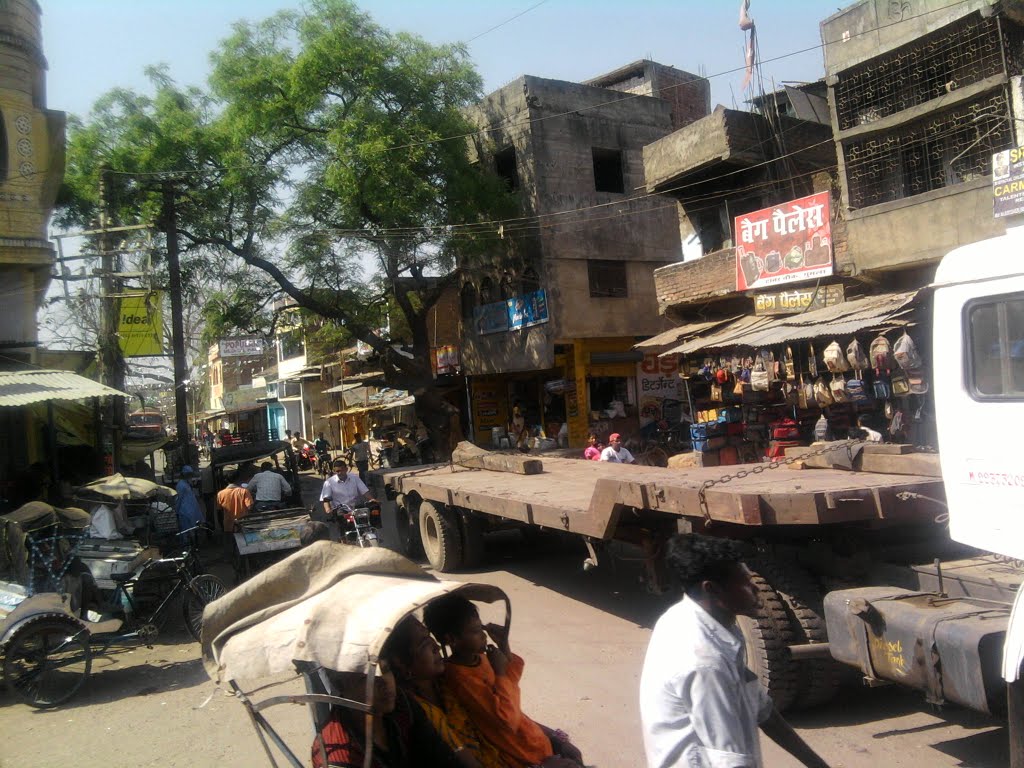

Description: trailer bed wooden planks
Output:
[380,457,945,537]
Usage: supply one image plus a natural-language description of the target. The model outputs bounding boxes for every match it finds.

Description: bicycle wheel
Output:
[3,615,92,708]
[182,574,228,642]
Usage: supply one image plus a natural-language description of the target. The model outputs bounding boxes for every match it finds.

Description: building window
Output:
[588,260,628,298]
[844,92,1011,209]
[278,327,304,361]
[479,277,495,304]
[495,146,519,191]
[460,282,478,320]
[592,148,625,193]
[967,293,1024,399]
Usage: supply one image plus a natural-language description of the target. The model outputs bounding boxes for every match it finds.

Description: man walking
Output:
[639,534,831,768]
[248,461,292,512]
[349,432,370,482]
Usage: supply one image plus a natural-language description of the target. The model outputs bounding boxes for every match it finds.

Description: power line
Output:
[465,0,550,44]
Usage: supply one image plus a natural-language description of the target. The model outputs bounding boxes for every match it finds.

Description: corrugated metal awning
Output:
[0,369,129,407]
[634,316,740,351]
[322,381,365,394]
[660,291,919,356]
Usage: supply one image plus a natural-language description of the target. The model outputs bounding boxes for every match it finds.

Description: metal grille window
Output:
[834,14,1019,131]
[844,93,1011,209]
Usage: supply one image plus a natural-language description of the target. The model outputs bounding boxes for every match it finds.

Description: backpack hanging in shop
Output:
[870,334,894,371]
[830,375,849,402]
[814,377,834,407]
[824,340,850,373]
[894,332,923,370]
[846,338,870,370]
[808,343,818,378]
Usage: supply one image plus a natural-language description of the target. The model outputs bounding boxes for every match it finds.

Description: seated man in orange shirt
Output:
[216,470,253,533]
[423,594,583,768]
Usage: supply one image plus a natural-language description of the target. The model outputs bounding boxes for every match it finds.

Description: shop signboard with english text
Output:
[992,146,1024,218]
[735,192,833,291]
[219,337,265,357]
[636,353,682,427]
[507,289,549,331]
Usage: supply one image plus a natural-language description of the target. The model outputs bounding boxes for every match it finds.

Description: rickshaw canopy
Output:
[202,542,508,685]
[0,502,90,585]
[76,473,176,501]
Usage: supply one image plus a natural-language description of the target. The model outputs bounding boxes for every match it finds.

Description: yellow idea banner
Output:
[118,291,163,357]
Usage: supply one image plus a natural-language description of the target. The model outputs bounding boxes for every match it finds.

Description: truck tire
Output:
[395,494,423,559]
[419,501,463,572]
[459,510,486,569]
[754,558,843,709]
[736,572,800,712]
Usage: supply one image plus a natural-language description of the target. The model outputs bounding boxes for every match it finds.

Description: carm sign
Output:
[992,146,1024,218]
[118,291,163,357]
[735,192,833,291]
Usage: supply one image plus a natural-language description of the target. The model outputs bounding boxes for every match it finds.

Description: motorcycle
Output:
[297,444,317,471]
[329,502,381,548]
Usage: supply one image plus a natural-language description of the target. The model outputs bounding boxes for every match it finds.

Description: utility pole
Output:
[98,167,125,472]
[161,179,191,449]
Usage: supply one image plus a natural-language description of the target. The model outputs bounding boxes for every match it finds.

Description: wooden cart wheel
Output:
[418,501,462,572]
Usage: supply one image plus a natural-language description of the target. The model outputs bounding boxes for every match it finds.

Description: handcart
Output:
[201,542,510,768]
[232,506,311,579]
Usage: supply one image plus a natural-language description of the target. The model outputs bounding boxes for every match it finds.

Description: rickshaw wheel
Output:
[3,614,92,708]
[183,574,228,641]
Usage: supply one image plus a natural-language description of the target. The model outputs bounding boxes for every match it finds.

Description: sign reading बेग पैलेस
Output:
[735,192,833,291]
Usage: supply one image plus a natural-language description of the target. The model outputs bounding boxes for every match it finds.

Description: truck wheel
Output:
[754,558,843,709]
[419,501,463,572]
[459,510,486,569]
[737,573,800,712]
[395,494,423,559]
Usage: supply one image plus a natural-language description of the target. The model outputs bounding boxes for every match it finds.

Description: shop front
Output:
[659,291,933,466]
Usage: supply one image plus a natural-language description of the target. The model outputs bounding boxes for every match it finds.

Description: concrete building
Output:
[205,339,273,440]
[0,0,64,362]
[461,61,710,447]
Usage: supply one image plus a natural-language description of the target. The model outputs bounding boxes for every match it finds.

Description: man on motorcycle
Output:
[320,458,375,516]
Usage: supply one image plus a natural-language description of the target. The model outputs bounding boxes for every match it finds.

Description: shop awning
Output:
[0,369,129,407]
[634,316,741,351]
[321,381,365,394]
[661,291,919,356]
[327,394,416,418]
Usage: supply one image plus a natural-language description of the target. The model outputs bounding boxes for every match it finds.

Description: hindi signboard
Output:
[118,291,163,357]
[735,192,833,291]
[636,353,682,427]
[992,147,1024,218]
[753,284,845,316]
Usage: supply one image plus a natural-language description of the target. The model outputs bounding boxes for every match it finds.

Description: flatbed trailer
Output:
[376,448,1022,719]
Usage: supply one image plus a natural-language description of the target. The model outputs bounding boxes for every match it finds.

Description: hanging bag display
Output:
[846,339,870,371]
[710,382,723,402]
[808,343,818,378]
[845,376,871,405]
[870,334,894,372]
[891,369,910,396]
[783,346,796,379]
[872,373,892,399]
[797,375,809,409]
[824,340,850,373]
[750,354,770,392]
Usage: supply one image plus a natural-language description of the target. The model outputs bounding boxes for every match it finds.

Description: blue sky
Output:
[43,1,828,119]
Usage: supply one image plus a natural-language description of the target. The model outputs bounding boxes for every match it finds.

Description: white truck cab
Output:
[933,227,1024,690]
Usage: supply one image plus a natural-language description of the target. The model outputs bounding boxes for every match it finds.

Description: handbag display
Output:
[891,369,910,396]
[830,375,849,403]
[814,377,834,407]
[845,377,871,405]
[710,383,723,402]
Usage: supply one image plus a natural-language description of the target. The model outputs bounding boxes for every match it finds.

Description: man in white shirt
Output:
[248,462,293,512]
[320,458,374,515]
[599,433,635,464]
[639,534,831,768]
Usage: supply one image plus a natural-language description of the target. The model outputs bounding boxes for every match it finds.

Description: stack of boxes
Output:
[690,406,744,466]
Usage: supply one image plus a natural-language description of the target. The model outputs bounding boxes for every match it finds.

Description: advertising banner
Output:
[431,345,461,376]
[118,291,163,357]
[992,147,1024,218]
[636,353,682,427]
[735,192,833,291]
[507,289,549,331]
[473,301,510,335]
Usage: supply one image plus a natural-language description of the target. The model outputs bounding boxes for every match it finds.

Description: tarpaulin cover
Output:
[76,473,176,501]
[202,541,506,684]
[0,502,90,585]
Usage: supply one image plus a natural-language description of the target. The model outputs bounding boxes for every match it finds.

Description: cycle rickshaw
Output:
[201,541,510,768]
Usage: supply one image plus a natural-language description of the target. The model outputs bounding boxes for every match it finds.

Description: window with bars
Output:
[834,14,1020,131]
[843,92,1012,209]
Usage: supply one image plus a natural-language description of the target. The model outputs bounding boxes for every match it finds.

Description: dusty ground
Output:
[0,476,1010,767]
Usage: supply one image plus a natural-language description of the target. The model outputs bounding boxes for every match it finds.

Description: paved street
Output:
[0,515,1009,768]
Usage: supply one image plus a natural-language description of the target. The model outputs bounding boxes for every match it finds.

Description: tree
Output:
[59,0,518,455]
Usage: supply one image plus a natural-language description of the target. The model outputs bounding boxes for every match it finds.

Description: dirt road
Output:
[0,531,1009,767]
